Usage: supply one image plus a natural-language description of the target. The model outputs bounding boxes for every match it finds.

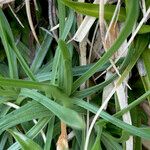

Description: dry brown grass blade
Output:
[99,1,123,82]
[0,0,14,8]
[0,0,14,4]
[33,0,38,11]
[48,0,58,41]
[102,71,114,109]
[100,15,120,109]
[8,4,24,28]
[72,0,99,42]
[115,79,133,150]
[88,22,100,63]
[25,0,39,44]
[57,122,69,150]
[84,87,116,150]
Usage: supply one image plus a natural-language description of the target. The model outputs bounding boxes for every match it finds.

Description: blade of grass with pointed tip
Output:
[20,89,84,129]
[139,25,150,34]
[31,34,52,74]
[61,10,74,39]
[8,117,51,150]
[51,0,66,86]
[7,129,42,150]
[58,39,73,95]
[51,10,74,84]
[0,8,18,78]
[0,8,36,81]
[25,0,39,43]
[12,46,36,81]
[60,0,126,21]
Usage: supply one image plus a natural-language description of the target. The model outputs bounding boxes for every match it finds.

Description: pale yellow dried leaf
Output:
[25,0,39,44]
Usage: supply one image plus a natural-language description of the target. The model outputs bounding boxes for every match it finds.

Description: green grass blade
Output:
[0,132,8,150]
[0,9,18,78]
[101,132,122,150]
[8,117,50,150]
[58,39,73,95]
[12,45,36,81]
[61,10,74,40]
[16,42,31,65]
[44,117,55,150]
[31,34,52,74]
[0,101,52,134]
[61,0,150,34]
[117,34,149,86]
[73,45,133,98]
[26,118,50,138]
[0,78,48,91]
[57,0,66,36]
[73,96,150,139]
[114,90,150,118]
[33,59,123,82]
[140,46,150,102]
[138,25,150,34]
[60,0,126,21]
[0,9,36,81]
[51,10,74,84]
[0,63,9,77]
[91,126,103,150]
[0,105,10,118]
[21,89,84,129]
[72,0,139,92]
[7,129,42,150]
[0,88,18,97]
[51,48,60,84]
[73,75,116,98]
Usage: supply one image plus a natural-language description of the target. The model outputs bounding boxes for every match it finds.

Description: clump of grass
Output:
[0,0,150,150]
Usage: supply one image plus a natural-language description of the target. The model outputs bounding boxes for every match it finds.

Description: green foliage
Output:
[7,129,42,150]
[0,0,150,149]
